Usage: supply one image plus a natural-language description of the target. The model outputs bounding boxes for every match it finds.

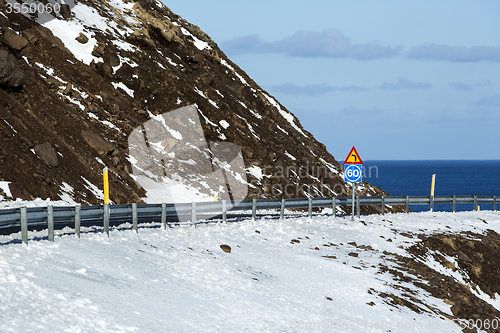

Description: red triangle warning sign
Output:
[344,146,363,164]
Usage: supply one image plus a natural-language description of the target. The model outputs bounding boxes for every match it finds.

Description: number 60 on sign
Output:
[344,164,362,183]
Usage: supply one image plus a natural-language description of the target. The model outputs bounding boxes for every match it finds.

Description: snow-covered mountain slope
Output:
[0,0,390,213]
[1,211,500,332]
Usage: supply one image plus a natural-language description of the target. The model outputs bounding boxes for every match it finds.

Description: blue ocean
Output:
[362,160,500,212]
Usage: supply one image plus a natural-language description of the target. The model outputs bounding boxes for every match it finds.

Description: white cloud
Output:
[378,77,432,90]
[408,44,500,62]
[449,79,492,92]
[222,29,401,60]
[269,83,369,96]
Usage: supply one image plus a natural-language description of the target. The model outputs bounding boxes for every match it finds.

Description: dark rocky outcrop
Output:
[0,48,27,88]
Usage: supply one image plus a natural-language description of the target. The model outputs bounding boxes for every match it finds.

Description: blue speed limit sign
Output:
[344,164,362,183]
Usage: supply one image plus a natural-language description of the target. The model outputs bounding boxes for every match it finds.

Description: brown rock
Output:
[322,255,337,259]
[1,29,29,52]
[92,44,105,57]
[458,250,473,263]
[8,183,33,200]
[104,51,120,67]
[190,53,204,64]
[100,90,114,102]
[81,130,115,155]
[0,48,27,88]
[22,29,38,45]
[64,83,73,95]
[60,4,72,19]
[450,304,461,316]
[45,76,63,87]
[36,26,67,52]
[34,142,59,167]
[220,244,231,253]
[76,33,89,44]
[200,74,214,86]
[96,62,112,76]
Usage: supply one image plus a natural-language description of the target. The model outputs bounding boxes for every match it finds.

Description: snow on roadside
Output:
[2,211,498,332]
[0,198,73,209]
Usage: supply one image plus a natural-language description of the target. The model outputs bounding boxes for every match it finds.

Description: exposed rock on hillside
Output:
[0,0,394,213]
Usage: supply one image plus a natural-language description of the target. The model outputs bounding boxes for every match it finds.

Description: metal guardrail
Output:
[0,195,498,245]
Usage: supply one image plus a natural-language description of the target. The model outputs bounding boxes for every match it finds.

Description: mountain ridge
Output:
[0,0,393,214]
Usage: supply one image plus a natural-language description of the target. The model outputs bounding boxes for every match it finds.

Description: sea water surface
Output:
[363,160,500,212]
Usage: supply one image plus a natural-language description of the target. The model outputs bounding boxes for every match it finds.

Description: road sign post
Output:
[344,146,363,221]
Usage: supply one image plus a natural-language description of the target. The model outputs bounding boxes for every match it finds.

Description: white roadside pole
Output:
[351,182,355,221]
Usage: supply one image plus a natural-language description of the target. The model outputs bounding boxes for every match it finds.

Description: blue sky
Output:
[166,1,500,160]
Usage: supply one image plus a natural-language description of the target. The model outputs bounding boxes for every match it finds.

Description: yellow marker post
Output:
[103,167,110,236]
[430,174,436,212]
[430,174,436,197]
[103,167,109,204]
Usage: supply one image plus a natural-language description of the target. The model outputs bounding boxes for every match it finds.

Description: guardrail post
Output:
[405,196,409,214]
[430,195,434,212]
[21,206,28,245]
[280,199,285,220]
[381,196,385,215]
[252,198,257,221]
[103,203,109,236]
[332,197,336,217]
[452,195,456,213]
[473,195,477,211]
[222,200,227,224]
[161,203,167,229]
[356,196,360,218]
[47,205,54,242]
[132,203,138,233]
[75,205,81,238]
[191,202,196,228]
[494,196,497,211]
[308,197,312,218]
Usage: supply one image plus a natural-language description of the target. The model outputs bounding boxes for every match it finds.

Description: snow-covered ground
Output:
[1,210,499,332]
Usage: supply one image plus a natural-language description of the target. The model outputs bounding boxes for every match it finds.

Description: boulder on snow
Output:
[220,245,231,253]
[76,33,89,44]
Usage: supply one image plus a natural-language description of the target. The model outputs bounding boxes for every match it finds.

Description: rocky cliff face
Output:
[0,0,392,213]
